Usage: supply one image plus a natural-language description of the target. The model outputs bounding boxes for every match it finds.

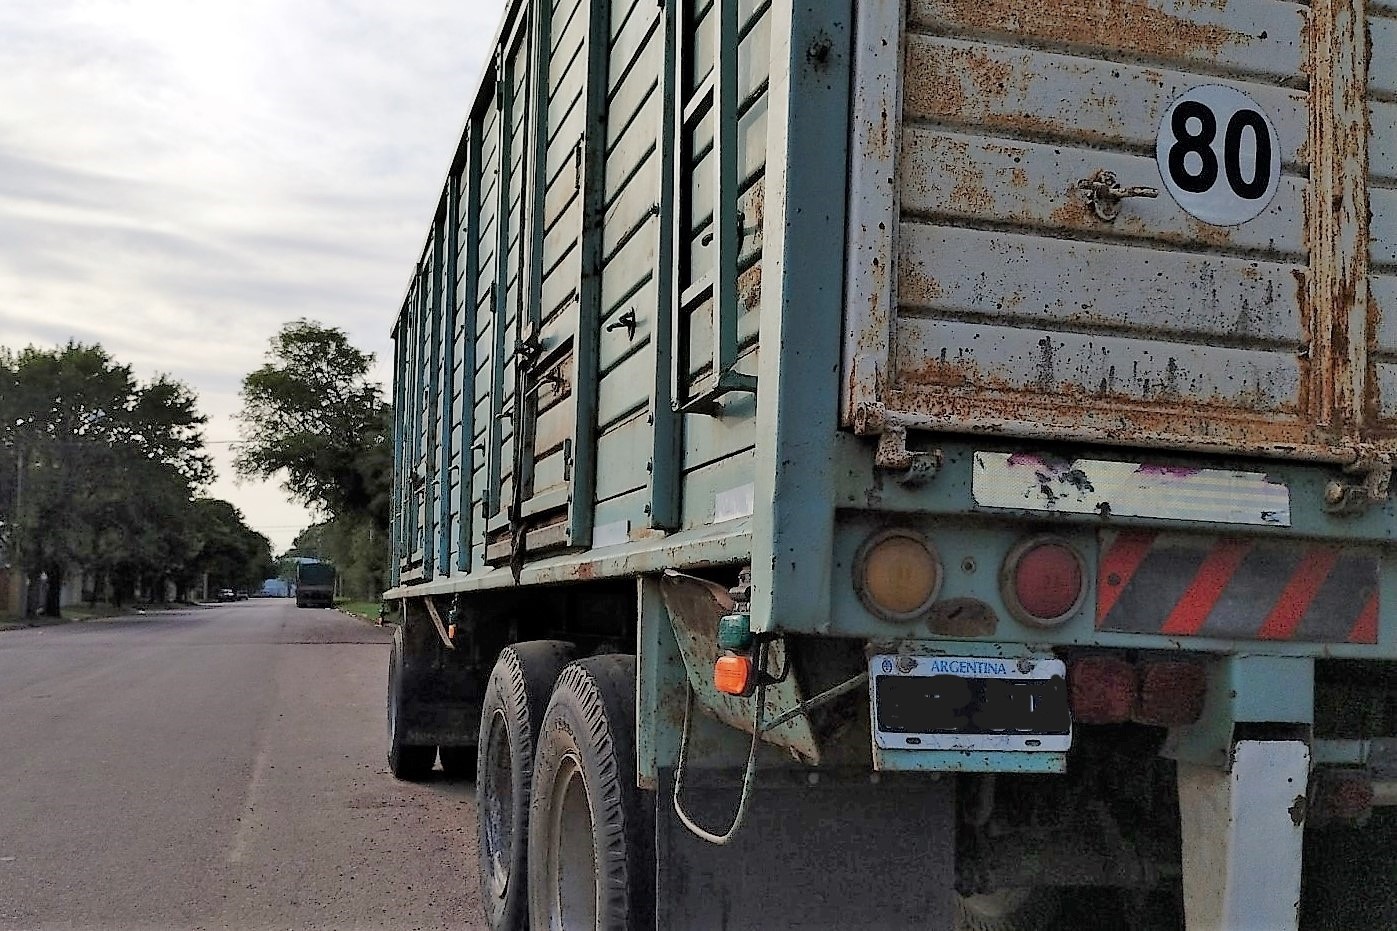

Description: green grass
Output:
[336,600,385,622]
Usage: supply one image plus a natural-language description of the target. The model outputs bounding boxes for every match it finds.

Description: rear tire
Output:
[387,625,435,781]
[528,655,653,931]
[476,641,578,931]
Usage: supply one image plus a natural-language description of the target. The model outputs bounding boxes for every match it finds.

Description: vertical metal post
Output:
[712,0,740,379]
[488,62,514,522]
[750,0,852,634]
[390,316,406,584]
[423,248,441,582]
[438,195,458,577]
[841,0,902,427]
[1177,741,1310,930]
[564,0,613,548]
[458,127,483,573]
[650,0,683,531]
[1307,0,1370,434]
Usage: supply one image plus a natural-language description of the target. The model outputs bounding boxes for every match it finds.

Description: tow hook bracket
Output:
[854,403,942,486]
[1324,456,1393,516]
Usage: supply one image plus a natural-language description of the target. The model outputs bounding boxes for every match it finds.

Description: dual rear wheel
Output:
[475,645,652,931]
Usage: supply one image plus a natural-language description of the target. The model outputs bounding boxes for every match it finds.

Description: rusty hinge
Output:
[853,403,942,485]
[1324,455,1393,515]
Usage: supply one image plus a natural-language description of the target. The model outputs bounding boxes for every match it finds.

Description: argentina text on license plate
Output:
[870,655,1072,752]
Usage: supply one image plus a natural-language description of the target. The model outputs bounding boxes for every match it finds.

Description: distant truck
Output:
[294,562,335,608]
[382,0,1397,928]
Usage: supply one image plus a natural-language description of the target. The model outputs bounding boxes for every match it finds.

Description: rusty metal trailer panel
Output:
[843,0,1396,470]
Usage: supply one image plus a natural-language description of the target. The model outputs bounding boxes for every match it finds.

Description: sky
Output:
[0,0,507,553]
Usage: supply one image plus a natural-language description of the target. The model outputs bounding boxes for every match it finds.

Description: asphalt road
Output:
[0,601,485,931]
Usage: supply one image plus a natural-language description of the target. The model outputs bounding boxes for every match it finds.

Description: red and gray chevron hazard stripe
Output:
[1096,531,1379,644]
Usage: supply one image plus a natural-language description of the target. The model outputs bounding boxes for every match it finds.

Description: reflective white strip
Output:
[973,452,1291,527]
[1178,741,1308,931]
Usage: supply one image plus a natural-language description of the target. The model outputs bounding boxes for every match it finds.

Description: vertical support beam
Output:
[438,195,458,577]
[841,0,902,427]
[636,575,687,790]
[651,0,685,531]
[712,0,740,378]
[1177,741,1310,931]
[1307,0,1370,434]
[515,0,553,514]
[411,275,429,564]
[668,0,692,416]
[458,127,483,573]
[566,0,614,548]
[423,245,442,582]
[750,0,853,634]
[488,62,515,522]
[390,311,408,587]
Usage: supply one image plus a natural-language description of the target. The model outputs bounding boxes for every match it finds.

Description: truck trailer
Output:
[295,561,336,608]
[383,0,1397,926]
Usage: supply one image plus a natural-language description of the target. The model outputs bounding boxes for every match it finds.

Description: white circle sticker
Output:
[1155,84,1282,227]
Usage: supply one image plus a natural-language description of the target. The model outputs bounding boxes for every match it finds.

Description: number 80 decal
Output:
[1155,84,1282,227]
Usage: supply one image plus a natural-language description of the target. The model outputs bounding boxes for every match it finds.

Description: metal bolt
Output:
[961,557,976,574]
[806,772,820,786]
[896,655,917,674]
[1017,658,1035,674]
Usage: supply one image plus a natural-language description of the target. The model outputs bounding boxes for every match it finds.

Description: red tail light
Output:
[1311,769,1374,824]
[1134,660,1207,726]
[1068,656,1137,724]
[1004,538,1085,627]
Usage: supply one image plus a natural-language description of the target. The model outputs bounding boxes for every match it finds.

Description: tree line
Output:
[234,320,391,603]
[0,343,272,617]
[1,320,393,618]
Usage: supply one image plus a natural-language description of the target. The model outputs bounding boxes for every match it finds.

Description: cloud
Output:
[0,0,507,551]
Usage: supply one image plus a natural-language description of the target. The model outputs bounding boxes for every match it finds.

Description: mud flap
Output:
[1177,740,1309,931]
[656,768,954,930]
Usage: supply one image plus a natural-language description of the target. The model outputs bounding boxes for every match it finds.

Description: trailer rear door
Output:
[844,0,1386,465]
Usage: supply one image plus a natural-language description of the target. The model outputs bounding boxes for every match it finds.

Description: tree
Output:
[185,499,274,595]
[235,320,391,530]
[0,343,211,616]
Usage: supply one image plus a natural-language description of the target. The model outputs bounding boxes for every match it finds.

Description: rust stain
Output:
[738,263,763,314]
[903,40,1020,122]
[913,0,1256,61]
[900,255,944,304]
[926,597,998,637]
[946,157,995,215]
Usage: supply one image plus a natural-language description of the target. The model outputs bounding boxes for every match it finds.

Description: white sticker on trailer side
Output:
[1156,84,1283,227]
[972,452,1291,527]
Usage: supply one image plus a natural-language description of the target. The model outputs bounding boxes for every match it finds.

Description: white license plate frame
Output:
[869,654,1073,753]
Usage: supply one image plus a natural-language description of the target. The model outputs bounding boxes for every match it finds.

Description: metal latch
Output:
[853,403,942,485]
[1324,456,1393,515]
[1075,170,1159,222]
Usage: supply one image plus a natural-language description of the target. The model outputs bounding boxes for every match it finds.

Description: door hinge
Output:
[854,403,942,485]
[1324,455,1393,515]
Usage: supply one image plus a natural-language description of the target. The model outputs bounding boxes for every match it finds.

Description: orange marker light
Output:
[714,655,754,696]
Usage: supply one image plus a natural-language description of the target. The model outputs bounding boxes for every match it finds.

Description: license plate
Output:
[870,655,1072,752]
